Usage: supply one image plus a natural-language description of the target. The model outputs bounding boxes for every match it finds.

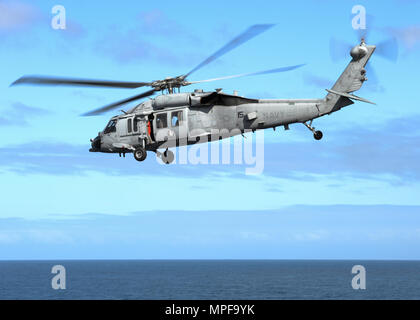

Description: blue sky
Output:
[0,0,420,259]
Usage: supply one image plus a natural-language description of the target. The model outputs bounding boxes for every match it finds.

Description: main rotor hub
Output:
[151,75,189,92]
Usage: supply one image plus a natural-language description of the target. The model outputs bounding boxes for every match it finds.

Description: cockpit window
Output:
[104,119,117,134]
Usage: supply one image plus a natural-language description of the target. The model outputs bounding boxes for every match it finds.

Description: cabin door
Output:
[154,109,188,145]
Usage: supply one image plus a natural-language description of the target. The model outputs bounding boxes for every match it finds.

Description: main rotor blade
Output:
[81,89,156,116]
[184,24,275,78]
[11,76,152,89]
[188,64,305,84]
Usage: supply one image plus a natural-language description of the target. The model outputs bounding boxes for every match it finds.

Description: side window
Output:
[156,113,167,128]
[171,111,183,127]
[133,117,138,132]
[127,118,132,133]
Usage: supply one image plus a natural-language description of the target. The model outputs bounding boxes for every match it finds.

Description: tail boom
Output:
[319,41,376,115]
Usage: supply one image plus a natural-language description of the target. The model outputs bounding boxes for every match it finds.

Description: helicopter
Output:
[12,24,377,164]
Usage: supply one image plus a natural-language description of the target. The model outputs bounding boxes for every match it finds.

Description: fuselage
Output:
[90,91,324,154]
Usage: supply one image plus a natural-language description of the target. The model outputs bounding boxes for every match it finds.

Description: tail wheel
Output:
[314,130,323,140]
[304,121,323,140]
[162,149,174,164]
[134,147,147,162]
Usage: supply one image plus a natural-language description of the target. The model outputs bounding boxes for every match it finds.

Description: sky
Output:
[0,0,420,259]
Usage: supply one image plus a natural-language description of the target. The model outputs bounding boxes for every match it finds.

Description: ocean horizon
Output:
[0,259,419,300]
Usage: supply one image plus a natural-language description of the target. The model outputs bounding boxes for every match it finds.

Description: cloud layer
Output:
[0,115,419,183]
[1,205,419,259]
[94,10,201,65]
[0,102,51,126]
[0,1,41,31]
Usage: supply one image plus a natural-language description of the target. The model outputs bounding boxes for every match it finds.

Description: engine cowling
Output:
[152,93,190,109]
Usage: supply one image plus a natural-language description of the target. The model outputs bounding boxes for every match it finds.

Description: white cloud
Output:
[0,1,41,31]
[0,231,21,244]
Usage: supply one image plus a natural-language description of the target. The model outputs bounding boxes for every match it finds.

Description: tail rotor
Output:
[329,16,399,91]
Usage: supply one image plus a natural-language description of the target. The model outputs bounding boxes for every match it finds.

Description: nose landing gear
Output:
[304,120,323,140]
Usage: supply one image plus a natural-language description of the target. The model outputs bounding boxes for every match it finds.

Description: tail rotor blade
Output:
[330,38,353,62]
[352,13,374,41]
[363,61,382,92]
[355,27,369,42]
[376,37,399,62]
[365,62,379,85]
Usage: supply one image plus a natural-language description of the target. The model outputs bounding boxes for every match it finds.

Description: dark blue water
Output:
[0,260,419,299]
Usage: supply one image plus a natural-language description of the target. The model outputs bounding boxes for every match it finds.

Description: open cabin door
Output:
[153,109,188,145]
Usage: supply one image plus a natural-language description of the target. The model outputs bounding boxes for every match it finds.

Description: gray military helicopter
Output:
[12,24,377,164]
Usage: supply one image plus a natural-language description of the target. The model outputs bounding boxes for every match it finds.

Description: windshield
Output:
[103,119,117,134]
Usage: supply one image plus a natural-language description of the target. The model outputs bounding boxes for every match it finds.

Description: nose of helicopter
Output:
[89,135,101,152]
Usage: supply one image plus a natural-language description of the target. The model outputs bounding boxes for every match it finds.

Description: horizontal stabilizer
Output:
[325,89,376,105]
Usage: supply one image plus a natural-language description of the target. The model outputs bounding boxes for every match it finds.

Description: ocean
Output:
[0,260,419,300]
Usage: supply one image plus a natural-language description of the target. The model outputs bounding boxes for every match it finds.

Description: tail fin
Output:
[319,40,376,115]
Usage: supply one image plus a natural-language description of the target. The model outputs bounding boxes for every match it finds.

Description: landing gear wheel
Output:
[314,130,323,140]
[133,147,147,162]
[162,149,174,164]
[304,121,323,141]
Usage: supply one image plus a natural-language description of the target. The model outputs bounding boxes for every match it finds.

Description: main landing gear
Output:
[133,147,174,164]
[304,120,323,140]
[156,148,174,164]
[133,147,147,162]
